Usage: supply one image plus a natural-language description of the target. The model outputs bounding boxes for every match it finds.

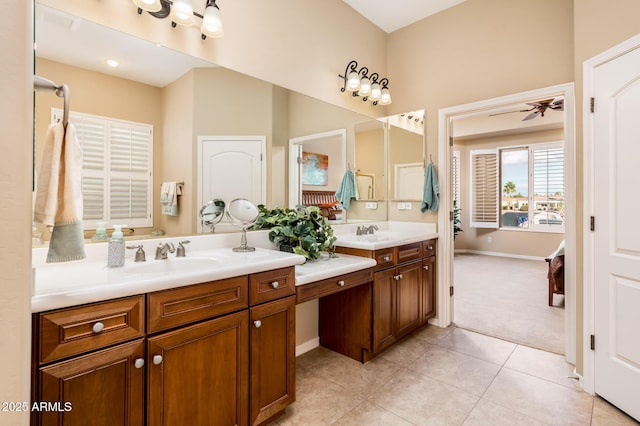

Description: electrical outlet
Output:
[487,236,493,243]
[397,202,407,210]
[365,202,378,209]
[404,202,412,210]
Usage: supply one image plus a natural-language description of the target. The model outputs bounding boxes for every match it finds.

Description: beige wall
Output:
[2,1,32,423]
[454,129,565,258]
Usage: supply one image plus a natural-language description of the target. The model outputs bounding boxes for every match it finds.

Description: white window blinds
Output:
[470,149,498,228]
[531,142,564,231]
[52,109,153,229]
[452,150,461,205]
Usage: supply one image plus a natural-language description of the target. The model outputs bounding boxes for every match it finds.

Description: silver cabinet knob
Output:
[134,358,145,369]
[271,281,279,289]
[337,280,345,287]
[153,355,163,365]
[393,275,401,281]
[428,245,433,250]
[383,256,391,262]
[254,320,262,328]
[92,322,104,333]
[423,265,429,270]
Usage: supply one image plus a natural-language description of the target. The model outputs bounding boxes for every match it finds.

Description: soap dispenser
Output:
[107,225,126,267]
[92,221,109,242]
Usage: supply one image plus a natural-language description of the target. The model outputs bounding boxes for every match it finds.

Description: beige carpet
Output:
[453,253,565,355]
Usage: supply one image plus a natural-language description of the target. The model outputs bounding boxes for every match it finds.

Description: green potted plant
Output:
[453,199,463,239]
[251,205,337,261]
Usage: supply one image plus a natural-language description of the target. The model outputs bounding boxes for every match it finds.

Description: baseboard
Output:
[454,249,545,262]
[295,337,319,357]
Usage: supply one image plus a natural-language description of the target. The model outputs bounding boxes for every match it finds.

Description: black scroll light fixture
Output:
[338,60,392,106]
[133,0,224,40]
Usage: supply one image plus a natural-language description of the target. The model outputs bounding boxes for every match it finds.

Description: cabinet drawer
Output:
[423,239,437,258]
[147,276,248,333]
[37,295,145,364]
[397,242,422,264]
[296,268,373,303]
[250,267,295,305]
[373,248,396,270]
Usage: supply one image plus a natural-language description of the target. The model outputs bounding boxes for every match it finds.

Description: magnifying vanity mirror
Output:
[199,199,226,233]
[226,199,259,252]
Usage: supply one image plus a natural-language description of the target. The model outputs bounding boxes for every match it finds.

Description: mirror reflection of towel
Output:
[421,162,439,213]
[335,170,358,210]
[160,182,181,216]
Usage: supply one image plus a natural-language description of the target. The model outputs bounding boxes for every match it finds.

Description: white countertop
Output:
[31,222,437,313]
[332,221,438,250]
[295,253,377,286]
[32,247,305,313]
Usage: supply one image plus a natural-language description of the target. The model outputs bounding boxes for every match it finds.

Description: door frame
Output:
[582,33,640,396]
[288,128,347,209]
[196,135,266,232]
[436,82,577,364]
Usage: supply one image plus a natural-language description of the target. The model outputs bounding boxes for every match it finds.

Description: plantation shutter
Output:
[470,149,498,228]
[452,150,461,204]
[51,109,153,229]
[531,142,564,231]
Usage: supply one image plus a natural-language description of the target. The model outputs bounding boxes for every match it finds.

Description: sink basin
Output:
[123,256,224,274]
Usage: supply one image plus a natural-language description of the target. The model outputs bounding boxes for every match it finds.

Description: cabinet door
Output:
[395,260,423,338]
[249,296,295,426]
[422,256,437,322]
[37,339,144,426]
[147,310,249,426]
[373,268,396,353]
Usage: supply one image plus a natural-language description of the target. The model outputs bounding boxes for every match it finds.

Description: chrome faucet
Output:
[155,242,175,260]
[356,224,379,235]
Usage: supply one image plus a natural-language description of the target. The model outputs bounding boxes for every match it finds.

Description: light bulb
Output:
[201,1,224,38]
[170,0,195,26]
[133,0,162,12]
[359,77,371,96]
[379,88,392,105]
[346,71,360,92]
[370,83,381,101]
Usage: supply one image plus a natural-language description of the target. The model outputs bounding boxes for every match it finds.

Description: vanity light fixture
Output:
[338,60,392,106]
[133,0,224,40]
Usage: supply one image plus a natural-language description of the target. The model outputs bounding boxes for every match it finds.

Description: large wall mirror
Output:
[33,1,390,243]
[352,110,426,203]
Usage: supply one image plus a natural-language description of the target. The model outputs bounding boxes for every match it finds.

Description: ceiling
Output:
[342,0,467,33]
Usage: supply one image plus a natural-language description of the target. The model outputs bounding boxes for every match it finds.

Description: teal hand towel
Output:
[335,170,357,210]
[421,162,439,213]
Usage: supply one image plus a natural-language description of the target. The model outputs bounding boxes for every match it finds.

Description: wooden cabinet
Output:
[36,339,145,426]
[330,238,437,362]
[249,296,295,425]
[147,310,249,426]
[32,267,296,426]
[422,255,436,322]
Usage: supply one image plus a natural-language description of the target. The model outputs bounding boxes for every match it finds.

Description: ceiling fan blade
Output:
[489,106,535,117]
[523,110,541,121]
[549,99,564,110]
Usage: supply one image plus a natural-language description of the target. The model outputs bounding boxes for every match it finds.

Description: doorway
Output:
[288,129,346,212]
[436,83,577,364]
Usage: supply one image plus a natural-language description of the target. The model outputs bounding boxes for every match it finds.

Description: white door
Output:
[198,136,265,231]
[592,44,640,421]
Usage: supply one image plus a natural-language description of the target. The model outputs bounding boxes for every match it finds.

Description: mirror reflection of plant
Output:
[251,205,337,261]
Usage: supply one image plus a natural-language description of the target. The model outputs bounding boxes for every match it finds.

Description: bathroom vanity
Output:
[29,223,437,425]
[30,242,304,426]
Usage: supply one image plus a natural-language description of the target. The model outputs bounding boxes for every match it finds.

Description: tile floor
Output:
[272,326,638,426]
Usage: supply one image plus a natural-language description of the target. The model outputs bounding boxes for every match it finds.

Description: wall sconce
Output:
[338,60,391,105]
[133,0,224,40]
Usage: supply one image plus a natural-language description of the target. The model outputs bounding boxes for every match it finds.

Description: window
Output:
[470,142,564,233]
[52,109,153,229]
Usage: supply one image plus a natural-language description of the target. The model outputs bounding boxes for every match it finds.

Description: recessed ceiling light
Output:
[105,59,119,68]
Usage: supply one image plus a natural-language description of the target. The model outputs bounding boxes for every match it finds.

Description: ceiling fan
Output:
[489,98,564,121]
